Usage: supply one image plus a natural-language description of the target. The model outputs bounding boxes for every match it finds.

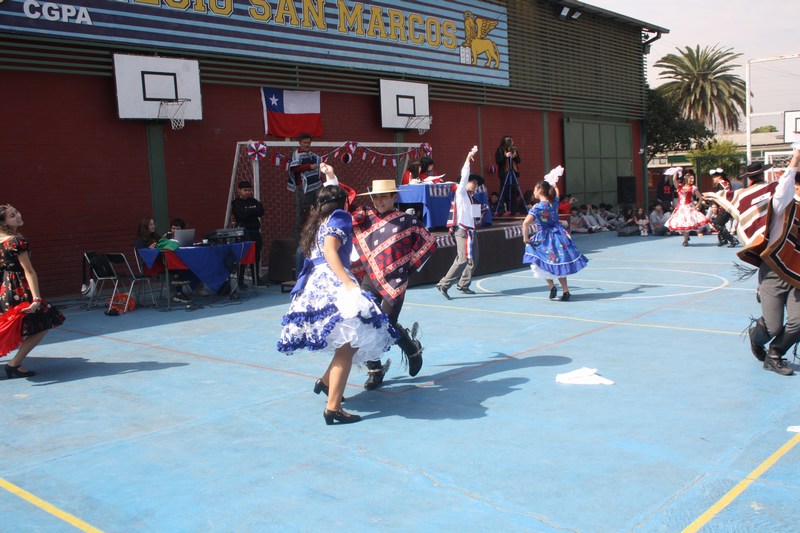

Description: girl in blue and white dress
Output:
[521,170,588,301]
[278,176,397,425]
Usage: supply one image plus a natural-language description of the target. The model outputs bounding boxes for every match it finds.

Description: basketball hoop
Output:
[405,115,432,135]
[158,98,190,130]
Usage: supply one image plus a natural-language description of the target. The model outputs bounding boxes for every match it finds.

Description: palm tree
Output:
[654,45,747,132]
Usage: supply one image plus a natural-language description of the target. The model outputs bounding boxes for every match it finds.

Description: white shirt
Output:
[768,167,798,243]
[454,159,475,229]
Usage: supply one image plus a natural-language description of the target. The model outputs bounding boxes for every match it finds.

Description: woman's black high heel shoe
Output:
[313,379,346,402]
[549,286,557,300]
[323,409,361,425]
[560,292,571,302]
[5,364,36,379]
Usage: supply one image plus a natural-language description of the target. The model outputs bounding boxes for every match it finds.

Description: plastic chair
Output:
[84,252,121,310]
[106,252,158,310]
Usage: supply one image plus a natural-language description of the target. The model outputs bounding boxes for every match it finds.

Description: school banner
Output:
[1,0,509,86]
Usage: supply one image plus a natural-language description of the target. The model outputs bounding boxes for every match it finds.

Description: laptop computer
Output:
[173,228,196,247]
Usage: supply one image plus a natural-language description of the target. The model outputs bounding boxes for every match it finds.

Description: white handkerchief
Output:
[556,367,614,385]
[787,426,800,433]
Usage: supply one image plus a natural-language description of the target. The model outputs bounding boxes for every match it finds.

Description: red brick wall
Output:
[1,70,616,297]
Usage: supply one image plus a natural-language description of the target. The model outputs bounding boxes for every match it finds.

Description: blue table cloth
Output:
[138,242,254,292]
[397,184,492,228]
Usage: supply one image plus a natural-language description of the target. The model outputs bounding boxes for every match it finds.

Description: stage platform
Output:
[411,219,526,286]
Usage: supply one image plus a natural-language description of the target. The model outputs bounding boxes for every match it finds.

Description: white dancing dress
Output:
[277,210,397,363]
[666,186,710,231]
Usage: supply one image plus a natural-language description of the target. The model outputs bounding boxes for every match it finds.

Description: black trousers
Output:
[359,276,417,357]
[238,229,263,283]
[711,211,735,243]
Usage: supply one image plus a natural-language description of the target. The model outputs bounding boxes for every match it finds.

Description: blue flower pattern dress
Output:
[522,198,588,277]
[277,210,397,363]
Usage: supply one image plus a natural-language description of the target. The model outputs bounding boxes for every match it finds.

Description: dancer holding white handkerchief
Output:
[521,166,588,301]
[277,173,398,425]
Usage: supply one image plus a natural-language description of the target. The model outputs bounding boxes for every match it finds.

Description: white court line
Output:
[475,267,734,300]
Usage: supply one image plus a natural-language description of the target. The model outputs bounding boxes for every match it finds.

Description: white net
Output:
[157,98,190,130]
[405,115,432,135]
[764,151,792,182]
[223,141,432,272]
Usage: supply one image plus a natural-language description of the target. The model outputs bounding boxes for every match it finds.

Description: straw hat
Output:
[357,179,400,196]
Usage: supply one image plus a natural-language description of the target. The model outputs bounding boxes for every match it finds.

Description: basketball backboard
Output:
[113,54,203,121]
[784,110,800,142]
[379,79,430,130]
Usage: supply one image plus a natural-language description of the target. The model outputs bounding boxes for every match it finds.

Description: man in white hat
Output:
[350,179,437,390]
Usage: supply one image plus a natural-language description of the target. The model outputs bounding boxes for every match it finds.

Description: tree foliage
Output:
[752,125,778,133]
[686,139,741,177]
[655,45,747,131]
[646,88,713,160]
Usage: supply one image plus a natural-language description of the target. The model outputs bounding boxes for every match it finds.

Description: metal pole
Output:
[745,60,752,165]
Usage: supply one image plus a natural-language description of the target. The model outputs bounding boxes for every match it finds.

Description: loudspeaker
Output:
[617,176,636,205]
[268,239,296,283]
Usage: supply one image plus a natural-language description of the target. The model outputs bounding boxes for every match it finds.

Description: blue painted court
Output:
[2,232,799,532]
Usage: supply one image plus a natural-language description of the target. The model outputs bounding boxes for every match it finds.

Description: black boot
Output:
[364,359,391,390]
[748,317,767,362]
[763,348,794,376]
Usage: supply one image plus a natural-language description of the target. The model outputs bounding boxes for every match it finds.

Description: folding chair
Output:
[84,251,120,310]
[134,247,167,300]
[106,252,158,309]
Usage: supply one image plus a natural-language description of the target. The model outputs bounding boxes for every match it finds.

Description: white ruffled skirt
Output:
[277,263,397,364]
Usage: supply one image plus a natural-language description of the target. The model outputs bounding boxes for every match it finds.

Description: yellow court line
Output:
[0,477,103,532]
[683,432,800,533]
[410,302,739,336]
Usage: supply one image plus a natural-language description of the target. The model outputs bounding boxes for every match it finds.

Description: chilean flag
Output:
[261,87,322,138]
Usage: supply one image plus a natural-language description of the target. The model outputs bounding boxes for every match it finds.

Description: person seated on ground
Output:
[569,206,596,233]
[401,161,423,185]
[521,189,535,211]
[597,203,617,229]
[648,202,672,236]
[581,204,609,231]
[488,191,500,213]
[617,206,640,236]
[135,218,159,249]
[634,207,650,236]
[558,194,576,216]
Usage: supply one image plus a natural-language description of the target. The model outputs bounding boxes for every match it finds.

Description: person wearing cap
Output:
[708,169,739,247]
[437,146,481,299]
[231,180,265,289]
[350,179,436,390]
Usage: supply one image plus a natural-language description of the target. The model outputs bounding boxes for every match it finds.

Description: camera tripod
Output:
[495,155,525,216]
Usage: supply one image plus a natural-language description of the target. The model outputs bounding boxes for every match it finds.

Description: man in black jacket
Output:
[231,180,265,289]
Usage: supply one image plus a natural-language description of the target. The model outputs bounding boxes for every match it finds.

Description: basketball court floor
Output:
[2,231,799,532]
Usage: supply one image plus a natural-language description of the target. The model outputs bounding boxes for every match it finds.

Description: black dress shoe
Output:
[437,285,451,300]
[560,292,571,302]
[549,286,557,300]
[323,408,362,425]
[5,364,36,379]
[457,286,476,295]
[313,379,345,402]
